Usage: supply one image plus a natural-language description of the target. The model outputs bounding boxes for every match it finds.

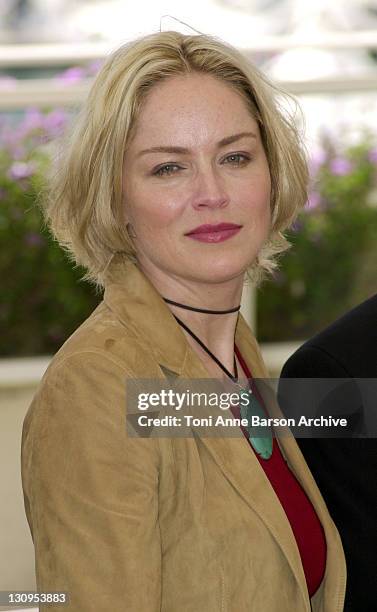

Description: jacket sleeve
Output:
[21,351,162,612]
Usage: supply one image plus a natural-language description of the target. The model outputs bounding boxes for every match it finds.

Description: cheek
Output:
[256,172,272,223]
[126,183,183,230]
[149,201,182,229]
[242,180,271,224]
[261,191,272,223]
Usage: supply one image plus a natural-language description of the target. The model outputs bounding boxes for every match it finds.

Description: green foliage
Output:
[0,109,100,356]
[258,136,377,341]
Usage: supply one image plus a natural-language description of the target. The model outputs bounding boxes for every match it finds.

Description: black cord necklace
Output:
[162,297,241,382]
[172,313,239,382]
[163,297,240,315]
[162,296,273,460]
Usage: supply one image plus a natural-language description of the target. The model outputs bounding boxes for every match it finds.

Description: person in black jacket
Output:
[279,294,377,612]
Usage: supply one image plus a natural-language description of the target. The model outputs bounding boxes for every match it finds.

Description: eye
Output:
[153,163,183,177]
[223,153,250,165]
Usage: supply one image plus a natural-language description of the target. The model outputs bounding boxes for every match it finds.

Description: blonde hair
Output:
[43,30,309,289]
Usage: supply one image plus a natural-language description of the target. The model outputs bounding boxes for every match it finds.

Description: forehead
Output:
[131,73,258,146]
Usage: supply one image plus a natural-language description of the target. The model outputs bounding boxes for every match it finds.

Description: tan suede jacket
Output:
[21,253,346,612]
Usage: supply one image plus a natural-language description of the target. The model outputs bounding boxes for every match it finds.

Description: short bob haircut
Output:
[43,30,309,289]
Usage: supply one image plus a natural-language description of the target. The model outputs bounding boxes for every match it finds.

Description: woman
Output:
[21,31,346,611]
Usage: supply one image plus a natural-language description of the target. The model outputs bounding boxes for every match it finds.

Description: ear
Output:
[126,222,137,238]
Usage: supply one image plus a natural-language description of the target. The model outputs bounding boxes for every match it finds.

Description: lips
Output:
[185,223,242,235]
[185,224,242,244]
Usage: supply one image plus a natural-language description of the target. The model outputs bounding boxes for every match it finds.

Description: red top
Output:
[231,344,327,598]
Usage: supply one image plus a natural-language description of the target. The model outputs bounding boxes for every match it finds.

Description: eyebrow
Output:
[137,131,257,157]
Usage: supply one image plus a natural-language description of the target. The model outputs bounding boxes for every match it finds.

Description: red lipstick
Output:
[185,223,242,243]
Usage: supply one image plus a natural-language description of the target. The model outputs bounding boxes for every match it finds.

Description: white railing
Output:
[1,30,377,67]
[1,31,377,108]
[1,74,377,109]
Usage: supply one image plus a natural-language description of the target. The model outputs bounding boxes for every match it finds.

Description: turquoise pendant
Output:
[239,388,273,460]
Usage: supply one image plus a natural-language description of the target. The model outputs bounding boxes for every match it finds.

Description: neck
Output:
[137,259,244,373]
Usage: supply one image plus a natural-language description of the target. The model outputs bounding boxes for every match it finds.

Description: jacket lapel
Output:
[233,320,346,610]
[180,327,310,610]
[103,254,322,609]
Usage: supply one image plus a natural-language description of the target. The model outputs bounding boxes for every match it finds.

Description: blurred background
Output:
[1,0,377,605]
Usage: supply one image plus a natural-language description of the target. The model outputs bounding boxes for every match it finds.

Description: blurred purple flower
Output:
[8,161,35,180]
[309,148,327,176]
[43,108,68,137]
[11,145,26,160]
[25,232,44,247]
[368,148,377,164]
[291,218,303,232]
[330,157,353,176]
[87,59,104,75]
[20,108,44,133]
[1,124,19,148]
[56,66,86,84]
[305,191,321,212]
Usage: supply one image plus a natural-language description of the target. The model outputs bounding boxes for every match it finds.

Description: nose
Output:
[191,165,230,210]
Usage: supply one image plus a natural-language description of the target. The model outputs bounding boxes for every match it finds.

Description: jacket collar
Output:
[103,252,265,378]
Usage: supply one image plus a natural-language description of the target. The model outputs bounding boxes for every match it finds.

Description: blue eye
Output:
[224,153,250,165]
[153,154,250,176]
[154,164,182,177]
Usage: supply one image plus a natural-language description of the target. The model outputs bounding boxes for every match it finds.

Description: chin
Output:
[183,259,249,284]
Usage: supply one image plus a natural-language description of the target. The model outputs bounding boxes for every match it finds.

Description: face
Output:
[122,73,271,287]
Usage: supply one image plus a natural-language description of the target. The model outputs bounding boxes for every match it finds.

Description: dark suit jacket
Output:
[280,294,377,612]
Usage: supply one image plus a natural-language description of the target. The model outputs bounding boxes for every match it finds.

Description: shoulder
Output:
[23,300,162,439]
[281,294,377,377]
[305,293,377,355]
[42,299,158,379]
